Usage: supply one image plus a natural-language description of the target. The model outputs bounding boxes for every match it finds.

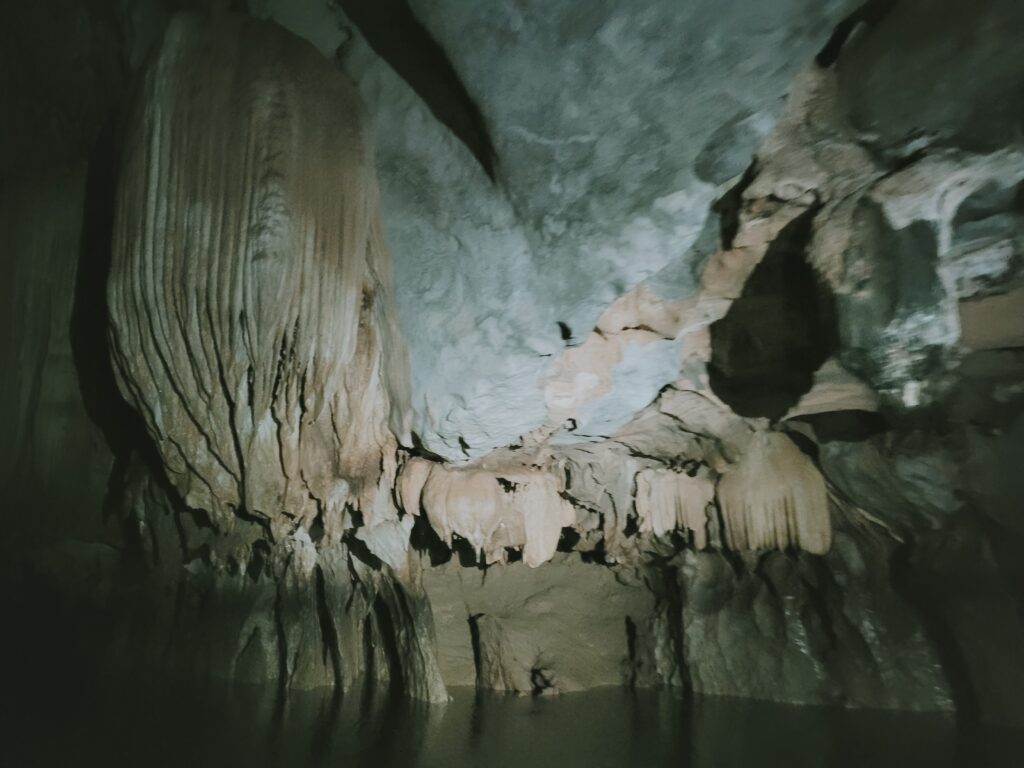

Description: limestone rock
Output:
[634,467,715,545]
[403,456,575,567]
[297,0,855,459]
[717,430,832,554]
[423,555,656,693]
[107,14,407,528]
[7,0,1024,729]
[675,536,953,711]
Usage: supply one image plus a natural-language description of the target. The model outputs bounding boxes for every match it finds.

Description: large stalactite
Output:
[108,13,408,535]
[105,13,449,702]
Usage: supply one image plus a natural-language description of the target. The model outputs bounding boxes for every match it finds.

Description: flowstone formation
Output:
[5,0,1023,729]
[108,12,408,530]
[107,12,445,702]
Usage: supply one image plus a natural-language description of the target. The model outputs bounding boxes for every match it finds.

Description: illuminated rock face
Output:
[108,14,407,535]
[7,0,1024,725]
[336,0,856,461]
[104,14,449,703]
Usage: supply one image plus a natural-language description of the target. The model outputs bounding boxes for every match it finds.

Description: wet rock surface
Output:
[2,0,1023,733]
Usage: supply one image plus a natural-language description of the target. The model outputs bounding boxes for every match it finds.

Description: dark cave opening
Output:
[708,208,839,422]
[336,0,496,180]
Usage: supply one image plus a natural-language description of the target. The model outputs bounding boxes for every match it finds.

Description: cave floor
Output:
[6,676,1023,768]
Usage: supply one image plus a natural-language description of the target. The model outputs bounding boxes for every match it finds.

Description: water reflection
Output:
[9,675,1022,767]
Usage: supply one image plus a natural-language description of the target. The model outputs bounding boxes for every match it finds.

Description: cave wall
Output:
[1,175,113,549]
[322,0,854,459]
[0,0,133,616]
[3,0,1023,728]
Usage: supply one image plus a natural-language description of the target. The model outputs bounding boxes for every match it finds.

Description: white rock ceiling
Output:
[249,0,854,460]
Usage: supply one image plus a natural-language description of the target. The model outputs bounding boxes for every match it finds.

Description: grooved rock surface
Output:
[6,0,1024,728]
[111,456,448,702]
[676,535,953,710]
[717,431,830,554]
[108,14,407,528]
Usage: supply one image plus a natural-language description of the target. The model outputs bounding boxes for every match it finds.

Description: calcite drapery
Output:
[634,467,715,546]
[12,0,1021,721]
[108,14,408,530]
[717,430,831,554]
[400,456,575,568]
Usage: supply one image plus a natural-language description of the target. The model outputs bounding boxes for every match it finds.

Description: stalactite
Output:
[634,467,715,547]
[716,430,831,554]
[400,458,575,567]
[107,14,407,529]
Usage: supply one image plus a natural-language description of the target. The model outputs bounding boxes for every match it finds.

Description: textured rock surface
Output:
[424,555,655,693]
[4,0,1024,729]
[101,12,449,702]
[106,455,447,702]
[388,0,853,458]
[108,13,407,530]
[259,0,857,460]
[674,528,952,709]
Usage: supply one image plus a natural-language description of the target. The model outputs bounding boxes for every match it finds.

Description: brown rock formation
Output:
[108,13,407,536]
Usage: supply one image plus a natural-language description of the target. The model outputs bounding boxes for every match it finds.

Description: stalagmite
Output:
[716,430,831,554]
[107,14,407,528]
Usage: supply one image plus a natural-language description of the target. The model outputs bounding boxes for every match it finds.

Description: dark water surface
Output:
[8,676,1023,768]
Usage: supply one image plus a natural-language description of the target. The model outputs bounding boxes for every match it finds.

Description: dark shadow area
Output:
[712,160,757,250]
[368,585,417,700]
[556,526,581,552]
[4,637,1024,768]
[800,409,890,443]
[407,434,448,462]
[889,534,980,735]
[344,531,384,570]
[708,207,838,422]
[468,613,484,686]
[409,511,453,565]
[977,514,1024,633]
[815,0,898,68]
[66,109,186,591]
[69,115,152,469]
[337,0,496,180]
[314,565,343,688]
[784,428,822,463]
[579,539,609,565]
[453,535,485,569]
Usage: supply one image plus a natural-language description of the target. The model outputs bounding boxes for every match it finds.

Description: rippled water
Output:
[9,677,1023,767]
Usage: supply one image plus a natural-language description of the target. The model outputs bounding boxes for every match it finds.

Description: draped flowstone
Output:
[108,14,409,533]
